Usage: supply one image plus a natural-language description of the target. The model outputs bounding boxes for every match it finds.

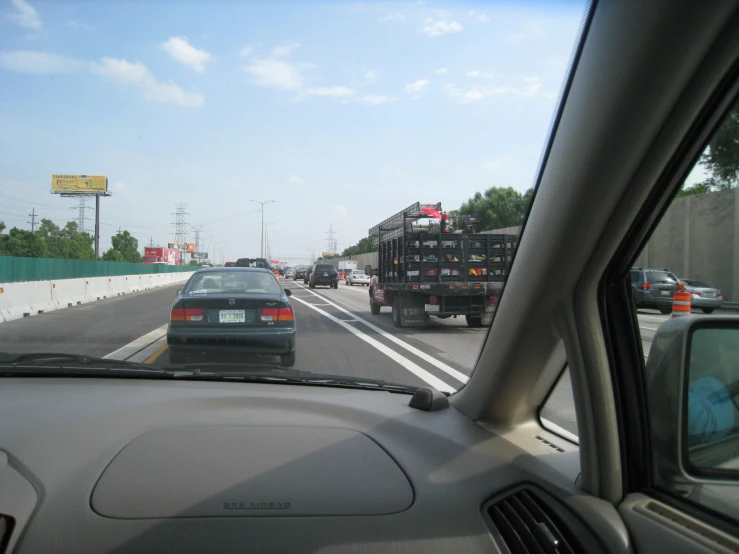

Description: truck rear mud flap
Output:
[398,294,430,327]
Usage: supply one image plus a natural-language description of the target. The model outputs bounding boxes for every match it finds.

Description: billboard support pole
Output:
[95,194,100,258]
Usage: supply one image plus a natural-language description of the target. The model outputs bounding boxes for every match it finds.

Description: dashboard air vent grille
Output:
[487,488,578,554]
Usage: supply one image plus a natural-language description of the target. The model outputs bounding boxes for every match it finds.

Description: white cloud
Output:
[466,70,494,78]
[362,70,376,84]
[66,20,91,30]
[93,57,204,107]
[333,204,348,219]
[161,36,213,72]
[359,94,393,106]
[380,13,406,22]
[404,79,429,95]
[288,174,304,185]
[469,11,490,23]
[244,58,303,90]
[444,76,543,103]
[272,43,300,56]
[503,20,544,46]
[0,51,84,74]
[143,80,204,107]
[419,19,462,37]
[113,181,128,191]
[8,0,41,30]
[307,86,357,97]
[434,68,448,74]
[240,46,253,58]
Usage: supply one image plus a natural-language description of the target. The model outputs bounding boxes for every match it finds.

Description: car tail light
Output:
[718,292,724,297]
[185,308,203,321]
[170,308,186,321]
[690,290,701,296]
[278,307,294,321]
[642,283,650,290]
[429,296,437,305]
[260,308,279,321]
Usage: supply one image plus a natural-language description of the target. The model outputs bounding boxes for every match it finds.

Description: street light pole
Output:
[251,200,275,258]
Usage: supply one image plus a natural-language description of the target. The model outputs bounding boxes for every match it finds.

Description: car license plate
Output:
[323,272,329,276]
[425,304,440,312]
[705,292,715,298]
[219,310,245,323]
[661,290,670,296]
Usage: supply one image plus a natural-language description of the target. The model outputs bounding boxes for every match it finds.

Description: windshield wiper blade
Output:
[0,352,170,373]
[175,369,422,394]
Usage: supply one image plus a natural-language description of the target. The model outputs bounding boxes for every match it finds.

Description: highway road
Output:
[0,277,672,442]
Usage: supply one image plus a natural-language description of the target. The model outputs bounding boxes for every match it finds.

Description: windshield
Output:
[0,0,587,393]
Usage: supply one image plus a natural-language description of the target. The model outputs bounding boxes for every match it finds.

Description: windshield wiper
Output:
[0,353,429,394]
[0,352,175,376]
[176,369,423,394]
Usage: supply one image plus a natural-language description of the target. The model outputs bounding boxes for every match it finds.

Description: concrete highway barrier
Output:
[0,271,192,324]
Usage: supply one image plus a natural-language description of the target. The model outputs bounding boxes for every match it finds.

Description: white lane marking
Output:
[103,323,169,360]
[639,326,659,331]
[295,283,469,385]
[540,418,579,445]
[290,295,455,393]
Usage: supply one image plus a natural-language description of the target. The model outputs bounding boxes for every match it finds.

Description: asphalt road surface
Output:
[0,277,674,441]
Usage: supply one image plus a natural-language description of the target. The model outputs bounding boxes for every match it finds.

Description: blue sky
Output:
[0,0,585,263]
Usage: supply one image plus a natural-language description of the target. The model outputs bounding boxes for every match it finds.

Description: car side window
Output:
[541,99,738,514]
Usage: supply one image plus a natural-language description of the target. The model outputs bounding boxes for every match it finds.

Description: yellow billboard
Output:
[51,175,108,194]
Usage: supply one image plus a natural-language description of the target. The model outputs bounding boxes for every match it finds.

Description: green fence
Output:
[0,256,197,283]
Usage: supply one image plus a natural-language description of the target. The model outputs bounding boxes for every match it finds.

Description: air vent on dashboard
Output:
[486,488,579,554]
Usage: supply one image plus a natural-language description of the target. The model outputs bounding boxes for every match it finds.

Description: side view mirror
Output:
[284,289,292,297]
[177,289,183,296]
[364,264,372,275]
[646,316,739,485]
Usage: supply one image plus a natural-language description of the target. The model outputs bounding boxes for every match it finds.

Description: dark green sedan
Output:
[167,267,296,367]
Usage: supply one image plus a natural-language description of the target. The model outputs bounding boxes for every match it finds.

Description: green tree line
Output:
[0,219,142,263]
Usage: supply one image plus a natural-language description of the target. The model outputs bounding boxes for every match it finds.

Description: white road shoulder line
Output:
[291,295,455,394]
[102,323,169,360]
[296,283,469,384]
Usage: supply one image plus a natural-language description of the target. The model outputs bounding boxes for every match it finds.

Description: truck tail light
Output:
[170,308,185,321]
[261,308,279,321]
[489,296,497,305]
[429,296,437,305]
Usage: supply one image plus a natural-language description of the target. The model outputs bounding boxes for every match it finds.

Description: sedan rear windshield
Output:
[685,280,710,288]
[315,265,335,272]
[646,271,677,284]
[186,272,282,294]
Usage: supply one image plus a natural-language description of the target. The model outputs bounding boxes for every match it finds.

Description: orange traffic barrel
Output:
[672,282,691,317]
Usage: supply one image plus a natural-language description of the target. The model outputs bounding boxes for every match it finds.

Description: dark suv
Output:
[631,267,678,314]
[235,258,271,269]
[309,264,338,289]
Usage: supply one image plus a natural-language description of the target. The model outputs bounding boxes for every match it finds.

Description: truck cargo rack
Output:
[378,232,517,285]
[369,202,443,243]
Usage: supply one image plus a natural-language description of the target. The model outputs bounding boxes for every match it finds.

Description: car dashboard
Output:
[0,378,624,553]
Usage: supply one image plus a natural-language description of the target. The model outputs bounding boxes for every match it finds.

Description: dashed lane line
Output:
[293,283,469,385]
[289,295,456,394]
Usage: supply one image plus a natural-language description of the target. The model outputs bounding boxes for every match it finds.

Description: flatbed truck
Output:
[366,202,517,328]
